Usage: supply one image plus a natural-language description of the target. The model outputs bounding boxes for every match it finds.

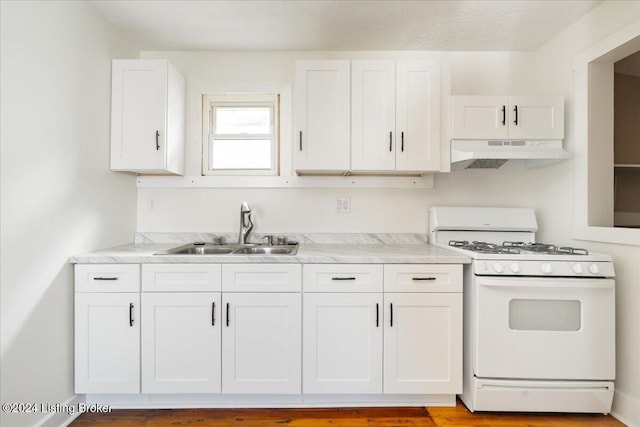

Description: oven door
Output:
[474,276,615,380]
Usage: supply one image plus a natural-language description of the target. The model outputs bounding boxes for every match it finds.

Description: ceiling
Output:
[91,0,602,52]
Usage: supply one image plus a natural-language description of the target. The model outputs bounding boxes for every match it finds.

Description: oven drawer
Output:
[474,276,615,380]
[384,265,462,292]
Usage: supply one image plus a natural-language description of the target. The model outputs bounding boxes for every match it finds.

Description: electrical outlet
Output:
[336,197,351,214]
[148,198,159,212]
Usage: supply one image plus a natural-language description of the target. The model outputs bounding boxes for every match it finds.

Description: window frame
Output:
[202,93,279,176]
[573,21,640,246]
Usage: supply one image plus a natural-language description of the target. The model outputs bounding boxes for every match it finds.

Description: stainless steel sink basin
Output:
[232,246,297,255]
[154,242,298,256]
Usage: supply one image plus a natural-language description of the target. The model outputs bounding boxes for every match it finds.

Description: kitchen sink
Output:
[154,242,298,256]
[231,246,296,255]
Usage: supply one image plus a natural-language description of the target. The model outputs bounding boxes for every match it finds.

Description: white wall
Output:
[137,49,548,233]
[0,2,138,426]
[136,2,639,425]
[534,2,640,425]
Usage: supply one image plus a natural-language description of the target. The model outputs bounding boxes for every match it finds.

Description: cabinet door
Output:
[141,293,221,393]
[222,293,301,394]
[451,96,509,140]
[351,60,396,172]
[383,293,462,394]
[111,60,167,171]
[395,60,441,172]
[75,293,140,393]
[303,293,383,393]
[508,96,564,140]
[294,60,350,172]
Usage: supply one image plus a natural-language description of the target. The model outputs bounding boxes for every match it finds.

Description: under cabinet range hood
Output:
[451,140,570,170]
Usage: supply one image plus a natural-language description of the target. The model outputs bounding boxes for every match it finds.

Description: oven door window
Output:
[509,299,581,331]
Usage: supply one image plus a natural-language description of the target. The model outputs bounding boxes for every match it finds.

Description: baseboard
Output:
[33,395,84,427]
[611,390,640,427]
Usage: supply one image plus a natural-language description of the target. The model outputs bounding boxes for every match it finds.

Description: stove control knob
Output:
[589,264,600,275]
[493,263,504,273]
[510,262,521,273]
[572,264,584,274]
[540,263,552,274]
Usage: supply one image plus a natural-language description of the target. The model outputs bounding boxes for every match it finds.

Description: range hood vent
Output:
[451,140,570,170]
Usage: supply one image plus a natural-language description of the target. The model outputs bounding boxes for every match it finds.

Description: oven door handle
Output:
[478,279,614,290]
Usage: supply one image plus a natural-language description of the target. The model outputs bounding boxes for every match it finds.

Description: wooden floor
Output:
[70,400,625,427]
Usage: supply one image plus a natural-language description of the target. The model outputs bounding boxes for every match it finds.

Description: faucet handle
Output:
[262,235,275,245]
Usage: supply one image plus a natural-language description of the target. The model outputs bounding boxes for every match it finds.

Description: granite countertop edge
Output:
[70,243,471,265]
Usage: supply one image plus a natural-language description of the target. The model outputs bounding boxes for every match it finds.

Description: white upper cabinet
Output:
[351,60,397,171]
[294,60,351,173]
[452,96,564,140]
[110,59,186,175]
[297,59,442,174]
[395,60,441,172]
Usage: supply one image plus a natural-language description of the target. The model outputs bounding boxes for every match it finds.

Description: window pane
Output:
[211,139,271,169]
[216,107,271,134]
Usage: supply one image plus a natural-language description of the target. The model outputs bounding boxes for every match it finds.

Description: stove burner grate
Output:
[448,240,589,255]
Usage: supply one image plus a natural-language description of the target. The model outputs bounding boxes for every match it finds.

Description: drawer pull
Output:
[93,277,118,281]
[212,302,216,326]
[412,277,437,281]
[129,303,134,327]
[390,303,393,327]
[376,303,379,327]
[331,277,356,281]
[226,303,230,327]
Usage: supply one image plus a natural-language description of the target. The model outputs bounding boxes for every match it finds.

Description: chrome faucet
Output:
[238,202,254,244]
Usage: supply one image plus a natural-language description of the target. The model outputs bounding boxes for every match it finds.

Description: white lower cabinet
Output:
[302,264,462,396]
[75,292,140,393]
[141,292,221,393]
[222,292,302,394]
[75,262,462,401]
[74,264,140,394]
[303,293,383,393]
[383,292,462,394]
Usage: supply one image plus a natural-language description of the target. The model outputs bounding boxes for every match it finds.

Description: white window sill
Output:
[572,226,640,246]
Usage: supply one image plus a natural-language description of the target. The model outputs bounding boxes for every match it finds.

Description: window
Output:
[203,94,279,175]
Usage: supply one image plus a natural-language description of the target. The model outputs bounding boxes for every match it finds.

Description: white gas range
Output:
[429,206,615,414]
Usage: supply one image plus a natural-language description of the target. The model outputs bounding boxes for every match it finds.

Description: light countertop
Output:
[70,243,471,265]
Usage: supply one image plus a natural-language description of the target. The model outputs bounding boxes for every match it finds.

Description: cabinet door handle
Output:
[513,105,518,125]
[212,302,216,326]
[93,277,118,281]
[226,303,230,327]
[401,132,404,152]
[389,131,393,152]
[331,277,356,281]
[299,131,302,151]
[129,303,134,327]
[376,303,379,327]
[412,277,437,281]
[502,105,506,126]
[155,130,160,150]
[390,303,393,327]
